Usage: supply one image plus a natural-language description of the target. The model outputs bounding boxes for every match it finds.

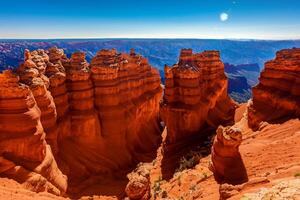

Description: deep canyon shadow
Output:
[161,127,215,181]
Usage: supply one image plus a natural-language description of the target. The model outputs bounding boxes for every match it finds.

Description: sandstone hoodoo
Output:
[0,47,162,197]
[46,47,70,140]
[161,49,236,144]
[89,48,162,161]
[248,48,300,129]
[0,70,67,195]
[142,45,300,199]
[17,49,60,153]
[66,52,92,114]
[58,48,162,184]
[1,45,300,200]
[65,51,97,139]
[210,126,248,185]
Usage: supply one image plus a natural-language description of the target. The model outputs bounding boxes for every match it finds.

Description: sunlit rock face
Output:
[0,47,163,191]
[161,49,236,144]
[210,126,248,185]
[0,70,67,195]
[248,48,300,129]
[66,52,93,114]
[125,163,152,200]
[90,48,162,162]
[47,47,69,120]
[17,49,59,154]
[64,51,99,140]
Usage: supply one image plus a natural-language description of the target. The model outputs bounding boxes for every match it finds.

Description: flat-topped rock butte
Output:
[0,47,299,200]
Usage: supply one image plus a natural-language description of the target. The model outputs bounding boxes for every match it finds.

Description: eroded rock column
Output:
[0,70,67,195]
[161,49,236,144]
[248,48,300,129]
[210,126,248,185]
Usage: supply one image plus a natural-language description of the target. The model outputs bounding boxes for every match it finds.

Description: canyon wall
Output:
[0,47,162,192]
[210,47,300,189]
[90,49,162,159]
[59,48,162,183]
[248,48,300,129]
[0,70,67,195]
[2,46,299,199]
[161,49,236,144]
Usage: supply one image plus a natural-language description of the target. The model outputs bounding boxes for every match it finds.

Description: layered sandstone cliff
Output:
[65,51,98,139]
[248,48,300,129]
[208,48,300,198]
[89,48,162,161]
[0,47,162,196]
[1,46,300,200]
[58,49,162,185]
[161,49,236,143]
[17,49,59,153]
[0,70,67,195]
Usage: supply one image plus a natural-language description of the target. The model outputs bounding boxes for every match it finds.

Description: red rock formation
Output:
[125,163,151,200]
[1,47,162,196]
[57,52,102,182]
[65,52,99,139]
[53,49,162,186]
[90,49,162,160]
[0,70,67,195]
[54,49,161,185]
[210,126,248,185]
[161,49,236,143]
[248,48,300,129]
[45,47,70,141]
[17,49,59,153]
[67,52,93,114]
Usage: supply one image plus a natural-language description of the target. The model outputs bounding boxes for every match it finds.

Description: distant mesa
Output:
[224,63,260,74]
[1,39,299,103]
[224,63,261,103]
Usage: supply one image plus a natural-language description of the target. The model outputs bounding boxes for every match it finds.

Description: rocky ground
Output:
[1,105,299,200]
[143,104,300,200]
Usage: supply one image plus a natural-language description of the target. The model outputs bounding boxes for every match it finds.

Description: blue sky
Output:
[0,0,300,39]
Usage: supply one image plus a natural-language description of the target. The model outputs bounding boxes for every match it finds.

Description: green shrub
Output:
[175,150,201,172]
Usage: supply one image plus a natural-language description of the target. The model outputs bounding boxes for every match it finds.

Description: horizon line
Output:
[1,37,300,41]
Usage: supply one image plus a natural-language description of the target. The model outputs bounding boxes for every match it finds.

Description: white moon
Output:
[220,13,229,22]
